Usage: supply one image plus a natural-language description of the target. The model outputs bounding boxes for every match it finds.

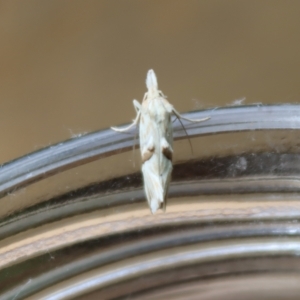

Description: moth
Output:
[112,70,210,213]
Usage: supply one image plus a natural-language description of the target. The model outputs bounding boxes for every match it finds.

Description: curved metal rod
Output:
[3,222,300,300]
[0,104,299,198]
[23,238,300,299]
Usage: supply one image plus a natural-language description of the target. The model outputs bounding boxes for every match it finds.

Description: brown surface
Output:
[1,195,300,270]
[1,1,300,163]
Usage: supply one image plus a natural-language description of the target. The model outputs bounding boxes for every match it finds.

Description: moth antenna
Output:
[146,69,158,91]
[175,116,194,156]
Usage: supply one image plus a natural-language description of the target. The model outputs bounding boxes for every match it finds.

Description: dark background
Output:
[1,0,300,163]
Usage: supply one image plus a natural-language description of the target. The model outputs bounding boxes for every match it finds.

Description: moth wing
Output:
[139,111,153,160]
[151,97,173,211]
[140,97,174,213]
[158,99,173,211]
[158,148,172,212]
[142,159,164,213]
[139,111,165,213]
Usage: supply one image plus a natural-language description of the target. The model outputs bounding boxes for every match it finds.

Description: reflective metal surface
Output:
[1,105,300,299]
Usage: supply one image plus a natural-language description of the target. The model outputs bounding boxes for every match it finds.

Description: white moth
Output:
[112,70,209,213]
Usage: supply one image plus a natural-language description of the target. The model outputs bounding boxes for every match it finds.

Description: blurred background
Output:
[0,0,300,163]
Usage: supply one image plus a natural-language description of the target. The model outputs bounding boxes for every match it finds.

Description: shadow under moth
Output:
[112,70,210,213]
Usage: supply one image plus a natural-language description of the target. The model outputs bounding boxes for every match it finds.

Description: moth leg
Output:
[111,112,140,132]
[141,135,155,163]
[111,101,141,132]
[142,92,148,102]
[133,99,142,114]
[172,108,210,123]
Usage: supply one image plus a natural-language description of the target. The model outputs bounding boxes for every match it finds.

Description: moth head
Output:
[145,69,161,99]
[146,69,158,90]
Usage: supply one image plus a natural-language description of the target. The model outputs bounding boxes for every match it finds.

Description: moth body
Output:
[111,70,210,213]
[139,78,174,212]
